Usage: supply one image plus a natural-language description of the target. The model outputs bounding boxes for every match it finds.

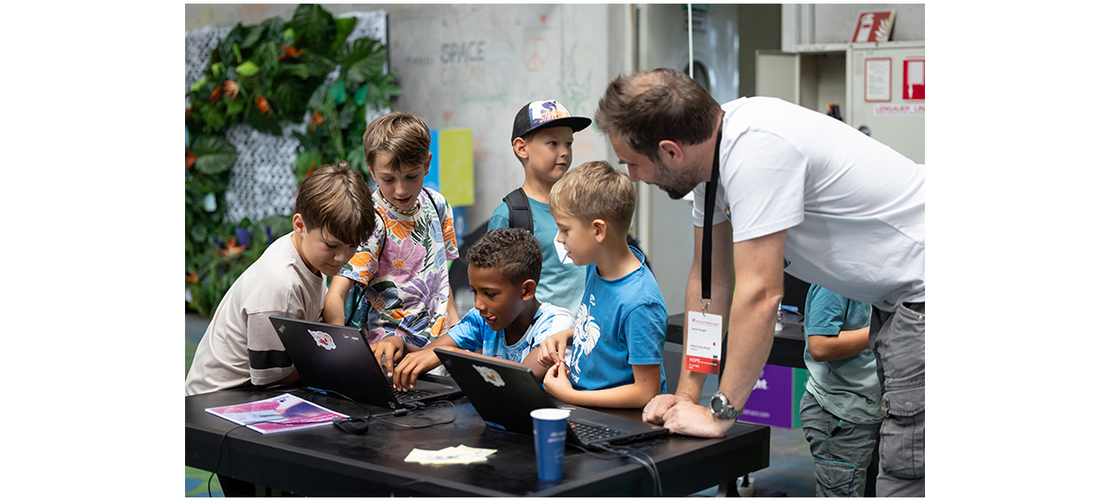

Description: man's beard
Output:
[653,158,704,200]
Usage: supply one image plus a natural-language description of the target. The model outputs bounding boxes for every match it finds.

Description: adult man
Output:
[594,68,924,496]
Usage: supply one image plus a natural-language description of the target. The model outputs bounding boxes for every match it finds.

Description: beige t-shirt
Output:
[185,232,325,396]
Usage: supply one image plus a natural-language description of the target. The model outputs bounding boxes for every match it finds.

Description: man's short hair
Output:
[294,161,376,246]
[466,228,543,285]
[362,112,431,172]
[549,161,636,235]
[594,68,722,163]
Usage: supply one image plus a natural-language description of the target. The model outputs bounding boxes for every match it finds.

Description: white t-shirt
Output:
[185,232,326,395]
[692,97,925,311]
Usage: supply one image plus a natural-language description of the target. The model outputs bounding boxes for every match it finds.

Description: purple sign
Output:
[738,364,795,428]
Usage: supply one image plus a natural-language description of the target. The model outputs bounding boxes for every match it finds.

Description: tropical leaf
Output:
[340,38,387,84]
[236,61,260,77]
[299,50,338,78]
[329,78,347,104]
[353,84,368,106]
[306,81,331,110]
[290,4,335,54]
[243,105,283,135]
[241,22,268,49]
[190,135,239,175]
[333,16,357,51]
[337,101,356,128]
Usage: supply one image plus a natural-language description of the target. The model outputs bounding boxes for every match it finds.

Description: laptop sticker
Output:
[308,329,336,350]
[474,366,505,387]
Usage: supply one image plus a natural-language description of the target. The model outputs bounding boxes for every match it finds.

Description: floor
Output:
[185,311,818,497]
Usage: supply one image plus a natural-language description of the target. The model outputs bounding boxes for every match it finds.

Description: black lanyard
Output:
[701,115,724,307]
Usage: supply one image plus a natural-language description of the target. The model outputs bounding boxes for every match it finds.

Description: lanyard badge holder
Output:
[685,117,725,375]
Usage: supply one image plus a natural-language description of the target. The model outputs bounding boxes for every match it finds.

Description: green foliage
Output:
[185,4,400,317]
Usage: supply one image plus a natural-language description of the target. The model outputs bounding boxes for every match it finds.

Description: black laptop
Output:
[434,348,669,449]
[269,316,461,409]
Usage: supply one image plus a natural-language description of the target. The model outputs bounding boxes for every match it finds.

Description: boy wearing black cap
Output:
[487,100,592,312]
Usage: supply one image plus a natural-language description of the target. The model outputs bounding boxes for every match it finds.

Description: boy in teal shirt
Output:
[487,99,592,312]
[800,284,881,497]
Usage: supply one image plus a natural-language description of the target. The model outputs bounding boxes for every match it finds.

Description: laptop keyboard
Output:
[569,421,623,442]
[392,387,433,402]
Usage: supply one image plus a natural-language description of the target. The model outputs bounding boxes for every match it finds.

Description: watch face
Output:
[710,393,725,413]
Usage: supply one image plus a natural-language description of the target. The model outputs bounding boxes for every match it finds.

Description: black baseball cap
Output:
[511,99,592,143]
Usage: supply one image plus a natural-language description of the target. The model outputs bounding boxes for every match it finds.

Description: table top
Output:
[186,384,771,496]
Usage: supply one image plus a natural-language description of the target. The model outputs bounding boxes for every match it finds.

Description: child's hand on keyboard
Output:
[391,348,443,391]
[370,336,406,377]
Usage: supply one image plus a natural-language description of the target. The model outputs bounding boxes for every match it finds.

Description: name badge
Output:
[685,311,722,375]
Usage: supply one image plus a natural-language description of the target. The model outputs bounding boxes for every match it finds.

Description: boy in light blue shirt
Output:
[800,284,881,497]
[380,228,575,390]
[537,161,668,409]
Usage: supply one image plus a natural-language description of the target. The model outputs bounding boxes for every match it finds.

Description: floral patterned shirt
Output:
[339,188,458,346]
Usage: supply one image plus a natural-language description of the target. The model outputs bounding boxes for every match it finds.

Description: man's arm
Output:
[661,230,786,437]
[643,220,734,422]
[808,326,871,362]
[322,276,354,325]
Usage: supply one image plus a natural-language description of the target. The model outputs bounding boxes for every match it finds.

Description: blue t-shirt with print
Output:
[490,197,586,312]
[447,303,574,363]
[564,247,667,394]
[803,284,882,424]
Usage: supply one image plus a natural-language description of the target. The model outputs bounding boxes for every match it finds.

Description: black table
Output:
[186,384,771,496]
[667,314,806,369]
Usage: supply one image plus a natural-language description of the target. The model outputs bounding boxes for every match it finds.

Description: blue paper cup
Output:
[531,408,571,482]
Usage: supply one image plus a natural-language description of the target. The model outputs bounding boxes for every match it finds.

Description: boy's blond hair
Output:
[362,112,431,172]
[549,161,636,234]
[294,161,376,246]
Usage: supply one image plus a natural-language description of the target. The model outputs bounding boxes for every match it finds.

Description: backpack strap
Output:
[422,187,446,223]
[502,187,533,233]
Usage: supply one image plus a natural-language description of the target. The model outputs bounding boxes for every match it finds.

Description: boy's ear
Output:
[520,279,537,301]
[592,218,607,243]
[512,137,528,161]
[292,213,306,235]
[423,152,432,175]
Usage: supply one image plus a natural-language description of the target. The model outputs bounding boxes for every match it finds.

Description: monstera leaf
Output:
[290,4,335,54]
[189,135,239,175]
[339,38,387,84]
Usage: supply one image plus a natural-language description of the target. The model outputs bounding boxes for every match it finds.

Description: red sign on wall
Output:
[903,58,925,100]
[852,11,896,43]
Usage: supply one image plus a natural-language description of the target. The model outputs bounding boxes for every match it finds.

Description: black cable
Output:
[591,443,663,497]
[296,386,459,428]
[207,422,249,497]
[369,400,458,428]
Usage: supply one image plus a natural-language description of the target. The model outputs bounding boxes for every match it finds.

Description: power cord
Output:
[207,422,249,497]
[590,442,663,496]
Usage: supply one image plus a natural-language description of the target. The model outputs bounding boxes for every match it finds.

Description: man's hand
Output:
[391,348,442,391]
[641,393,696,425]
[369,336,405,377]
[661,400,735,438]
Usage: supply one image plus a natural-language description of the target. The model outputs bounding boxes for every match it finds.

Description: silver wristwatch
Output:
[710,391,741,420]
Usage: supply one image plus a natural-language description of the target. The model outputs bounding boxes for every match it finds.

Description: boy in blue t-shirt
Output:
[379,228,575,390]
[800,284,881,497]
[487,100,592,312]
[536,161,668,409]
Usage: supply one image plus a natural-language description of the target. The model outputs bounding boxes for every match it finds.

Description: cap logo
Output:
[529,100,569,128]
